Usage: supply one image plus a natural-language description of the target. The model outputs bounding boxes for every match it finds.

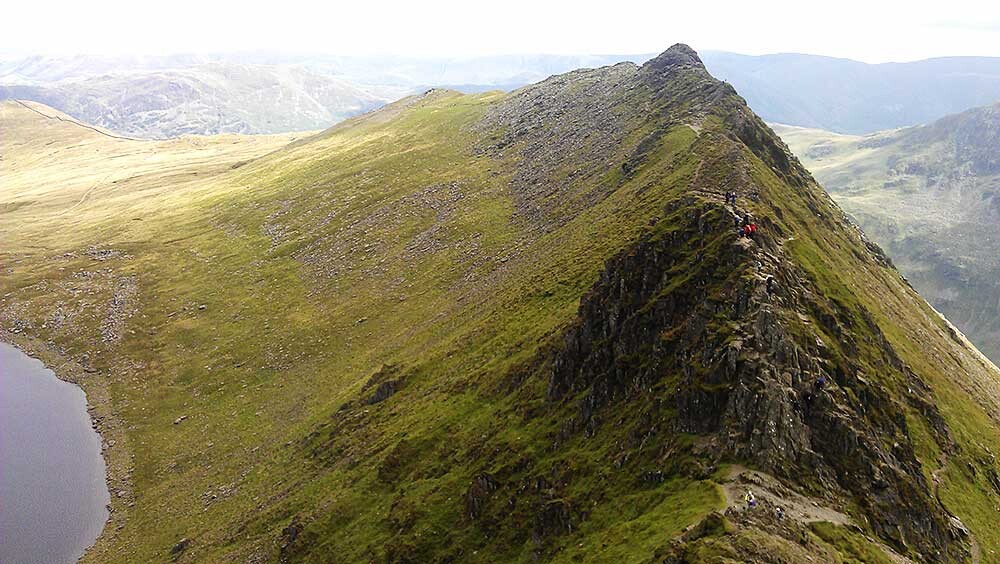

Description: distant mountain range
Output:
[0,53,216,83]
[4,50,1000,137]
[702,51,1000,134]
[776,101,1000,361]
[0,52,652,90]
[0,63,388,138]
[0,53,653,138]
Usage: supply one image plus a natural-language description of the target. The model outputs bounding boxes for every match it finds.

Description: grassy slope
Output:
[0,100,306,247]
[2,93,725,562]
[3,62,1000,564]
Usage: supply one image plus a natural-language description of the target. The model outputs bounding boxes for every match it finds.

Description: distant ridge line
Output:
[11,99,164,141]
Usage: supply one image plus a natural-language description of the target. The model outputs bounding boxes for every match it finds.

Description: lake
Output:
[0,342,110,563]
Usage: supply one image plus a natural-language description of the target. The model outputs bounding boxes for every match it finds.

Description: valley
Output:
[776,104,1000,363]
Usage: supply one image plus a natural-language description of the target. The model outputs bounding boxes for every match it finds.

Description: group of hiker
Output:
[724,184,825,526]
[725,191,771,297]
[736,212,758,239]
[726,191,759,239]
[742,489,786,521]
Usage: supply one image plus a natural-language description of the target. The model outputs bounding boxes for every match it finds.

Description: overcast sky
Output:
[5,0,1000,63]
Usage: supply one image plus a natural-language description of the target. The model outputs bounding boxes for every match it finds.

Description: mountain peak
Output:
[643,43,706,72]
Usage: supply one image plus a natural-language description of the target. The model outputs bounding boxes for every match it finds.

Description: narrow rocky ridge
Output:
[523,46,974,561]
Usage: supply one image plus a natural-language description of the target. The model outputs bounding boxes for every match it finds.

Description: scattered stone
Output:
[100,276,138,342]
[170,538,190,557]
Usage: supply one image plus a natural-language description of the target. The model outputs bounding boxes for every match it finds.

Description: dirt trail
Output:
[721,466,917,564]
[722,465,852,525]
[59,175,109,216]
[931,457,982,564]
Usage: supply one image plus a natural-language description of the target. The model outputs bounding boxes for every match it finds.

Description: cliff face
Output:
[4,47,1000,563]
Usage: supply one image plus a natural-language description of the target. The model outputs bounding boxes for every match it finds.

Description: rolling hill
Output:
[775,102,1000,364]
[3,47,1000,563]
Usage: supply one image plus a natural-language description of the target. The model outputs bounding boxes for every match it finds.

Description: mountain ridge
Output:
[3,46,1000,562]
[7,49,1000,137]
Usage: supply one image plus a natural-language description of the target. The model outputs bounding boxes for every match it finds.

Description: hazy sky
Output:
[5,0,1000,62]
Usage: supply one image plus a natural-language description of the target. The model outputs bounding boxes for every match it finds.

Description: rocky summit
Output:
[3,45,1000,563]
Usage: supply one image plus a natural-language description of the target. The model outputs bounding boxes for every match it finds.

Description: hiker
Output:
[775,506,785,520]
[743,213,751,226]
[766,275,775,295]
[816,375,827,391]
[744,490,757,509]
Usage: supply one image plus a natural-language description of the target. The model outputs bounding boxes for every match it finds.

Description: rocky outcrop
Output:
[475,61,643,234]
[533,47,972,560]
[542,190,967,559]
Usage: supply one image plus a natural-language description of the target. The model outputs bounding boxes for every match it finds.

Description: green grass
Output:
[810,522,895,564]
[555,479,723,562]
[1,90,724,562]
